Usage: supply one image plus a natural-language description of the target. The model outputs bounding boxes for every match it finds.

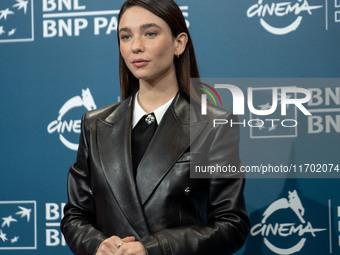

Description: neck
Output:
[137,69,179,113]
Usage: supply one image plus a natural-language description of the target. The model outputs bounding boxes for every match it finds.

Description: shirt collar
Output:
[132,92,175,128]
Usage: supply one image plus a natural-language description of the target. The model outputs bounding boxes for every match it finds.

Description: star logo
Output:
[8,28,16,36]
[268,124,278,132]
[259,102,272,110]
[1,216,17,228]
[0,8,14,20]
[15,206,31,222]
[13,0,29,14]
[0,201,36,250]
[255,120,266,130]
[0,230,7,243]
[10,236,19,244]
[0,0,34,43]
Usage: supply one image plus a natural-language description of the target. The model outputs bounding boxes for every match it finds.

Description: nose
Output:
[131,36,144,54]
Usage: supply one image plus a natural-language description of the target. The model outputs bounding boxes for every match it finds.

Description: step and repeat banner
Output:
[1,0,339,254]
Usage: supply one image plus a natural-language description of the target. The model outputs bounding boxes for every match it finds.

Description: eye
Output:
[120,34,131,41]
[145,32,157,38]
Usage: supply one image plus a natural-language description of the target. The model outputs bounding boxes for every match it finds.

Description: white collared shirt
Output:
[132,92,175,128]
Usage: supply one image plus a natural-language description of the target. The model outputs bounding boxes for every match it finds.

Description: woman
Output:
[61,0,250,254]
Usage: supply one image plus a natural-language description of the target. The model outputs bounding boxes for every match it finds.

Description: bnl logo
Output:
[0,0,34,43]
[0,201,37,250]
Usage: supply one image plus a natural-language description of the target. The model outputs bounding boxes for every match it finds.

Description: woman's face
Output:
[118,6,178,82]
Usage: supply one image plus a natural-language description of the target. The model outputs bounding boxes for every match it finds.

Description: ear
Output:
[174,32,188,57]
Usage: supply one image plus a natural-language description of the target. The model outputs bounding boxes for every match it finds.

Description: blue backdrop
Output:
[1,0,339,254]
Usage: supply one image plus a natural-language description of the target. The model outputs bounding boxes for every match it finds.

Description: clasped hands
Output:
[95,235,146,255]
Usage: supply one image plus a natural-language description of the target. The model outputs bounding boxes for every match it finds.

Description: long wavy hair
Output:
[117,0,200,100]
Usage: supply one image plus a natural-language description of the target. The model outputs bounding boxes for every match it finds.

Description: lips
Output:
[132,59,150,68]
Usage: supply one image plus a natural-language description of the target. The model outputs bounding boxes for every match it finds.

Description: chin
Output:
[131,71,154,81]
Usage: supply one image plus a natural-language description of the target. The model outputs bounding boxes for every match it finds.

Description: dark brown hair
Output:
[117,0,200,100]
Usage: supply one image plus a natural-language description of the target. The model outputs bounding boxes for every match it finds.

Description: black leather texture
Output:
[60,92,250,255]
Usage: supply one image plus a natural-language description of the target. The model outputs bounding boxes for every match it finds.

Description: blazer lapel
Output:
[136,94,207,205]
[96,97,150,238]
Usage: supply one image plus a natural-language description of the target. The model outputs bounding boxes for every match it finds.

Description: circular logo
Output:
[47,88,96,150]
[247,0,323,35]
[250,190,326,254]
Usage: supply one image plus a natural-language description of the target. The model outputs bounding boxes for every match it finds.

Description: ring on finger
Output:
[116,241,124,249]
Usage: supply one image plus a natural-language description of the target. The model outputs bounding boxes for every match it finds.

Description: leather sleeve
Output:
[60,113,107,255]
[140,113,250,255]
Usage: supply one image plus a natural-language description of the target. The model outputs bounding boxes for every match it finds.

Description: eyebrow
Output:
[119,23,162,34]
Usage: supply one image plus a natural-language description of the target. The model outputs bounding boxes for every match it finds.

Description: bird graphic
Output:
[0,230,8,243]
[258,102,272,110]
[0,8,15,20]
[0,26,5,35]
[8,28,16,36]
[11,236,19,243]
[13,0,29,14]
[1,215,17,228]
[268,124,278,132]
[15,206,31,222]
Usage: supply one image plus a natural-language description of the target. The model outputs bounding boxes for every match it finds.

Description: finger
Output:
[98,235,129,254]
[122,236,135,242]
[113,242,129,255]
[96,238,118,255]
[114,242,146,255]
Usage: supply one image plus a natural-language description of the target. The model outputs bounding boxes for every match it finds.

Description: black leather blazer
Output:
[61,92,250,255]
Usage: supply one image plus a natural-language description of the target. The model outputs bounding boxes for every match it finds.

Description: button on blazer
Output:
[61,92,250,255]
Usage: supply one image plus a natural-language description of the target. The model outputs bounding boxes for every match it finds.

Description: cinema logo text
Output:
[250,190,326,254]
[47,88,96,151]
[246,0,323,35]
